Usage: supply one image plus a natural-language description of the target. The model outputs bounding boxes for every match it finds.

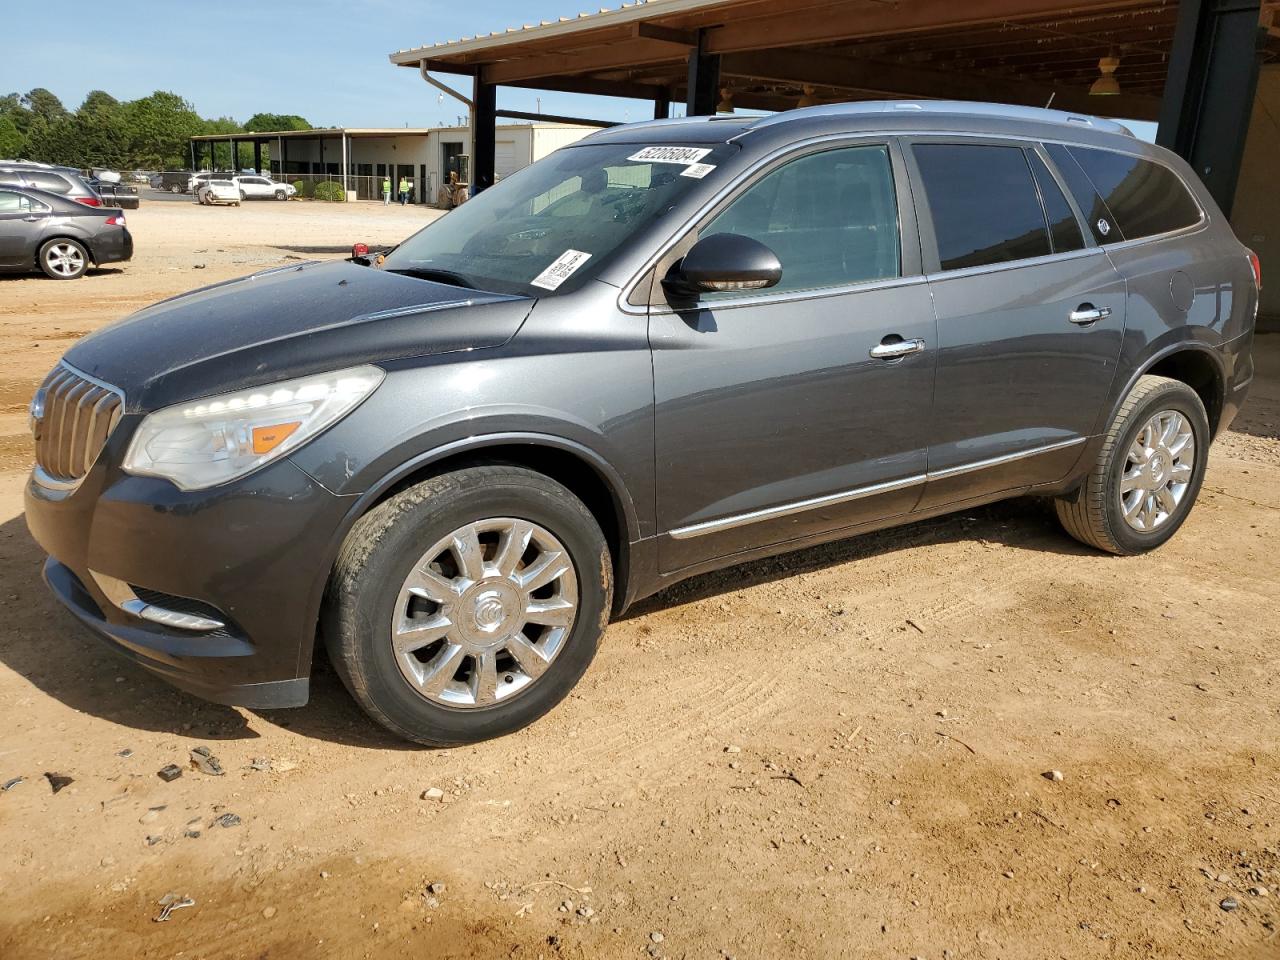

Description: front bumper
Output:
[24,435,353,709]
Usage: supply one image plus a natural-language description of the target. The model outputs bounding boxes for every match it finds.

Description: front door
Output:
[651,141,937,573]
[0,190,45,266]
[904,139,1127,510]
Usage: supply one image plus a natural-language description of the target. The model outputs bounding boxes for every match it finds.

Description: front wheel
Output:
[275,189,286,200]
[324,465,612,745]
[239,190,247,201]
[38,239,88,279]
[170,184,181,194]
[1055,375,1209,555]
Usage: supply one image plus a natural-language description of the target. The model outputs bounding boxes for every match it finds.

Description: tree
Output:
[0,115,23,158]
[22,88,68,123]
[244,113,311,133]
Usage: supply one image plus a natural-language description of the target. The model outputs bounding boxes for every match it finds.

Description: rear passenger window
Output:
[912,143,1050,270]
[25,172,72,194]
[704,144,900,295]
[1028,152,1085,254]
[1066,146,1201,241]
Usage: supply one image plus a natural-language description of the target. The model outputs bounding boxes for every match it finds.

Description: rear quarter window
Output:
[1045,143,1201,243]
[24,172,74,194]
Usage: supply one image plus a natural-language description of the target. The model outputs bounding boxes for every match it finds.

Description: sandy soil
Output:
[0,198,1277,960]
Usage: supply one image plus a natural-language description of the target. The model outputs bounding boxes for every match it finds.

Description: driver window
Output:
[702,144,901,296]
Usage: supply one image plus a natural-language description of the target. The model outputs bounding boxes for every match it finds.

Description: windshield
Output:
[381,141,735,296]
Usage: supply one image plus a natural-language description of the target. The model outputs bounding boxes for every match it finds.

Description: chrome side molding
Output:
[667,436,1087,540]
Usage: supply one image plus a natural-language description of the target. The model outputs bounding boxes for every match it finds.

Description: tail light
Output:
[104,215,126,227]
[75,196,102,207]
[1246,249,1261,290]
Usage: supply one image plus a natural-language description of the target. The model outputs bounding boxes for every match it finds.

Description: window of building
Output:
[913,143,1051,270]
[703,144,900,295]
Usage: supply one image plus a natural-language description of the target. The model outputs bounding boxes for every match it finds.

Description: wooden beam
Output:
[482,38,685,84]
[501,74,671,101]
[719,48,1161,118]
[634,22,699,47]
[704,0,1159,55]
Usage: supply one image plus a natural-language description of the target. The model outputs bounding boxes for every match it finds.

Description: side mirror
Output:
[662,232,782,297]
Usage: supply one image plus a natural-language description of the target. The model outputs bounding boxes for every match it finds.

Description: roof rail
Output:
[748,100,1135,136]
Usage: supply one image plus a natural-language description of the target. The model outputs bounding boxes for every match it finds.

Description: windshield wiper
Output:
[385,266,475,290]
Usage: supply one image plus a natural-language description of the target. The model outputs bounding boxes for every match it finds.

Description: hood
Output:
[64,259,534,411]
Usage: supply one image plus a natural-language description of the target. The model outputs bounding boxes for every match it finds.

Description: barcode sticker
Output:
[530,249,592,291]
[627,146,713,165]
[680,163,716,179]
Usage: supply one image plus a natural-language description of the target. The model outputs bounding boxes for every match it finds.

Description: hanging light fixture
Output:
[716,87,735,113]
[797,84,819,108]
[1090,54,1122,96]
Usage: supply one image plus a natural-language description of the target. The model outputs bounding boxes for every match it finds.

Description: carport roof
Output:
[390,0,1280,121]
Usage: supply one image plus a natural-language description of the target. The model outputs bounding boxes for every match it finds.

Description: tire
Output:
[234,201,241,207]
[239,190,247,201]
[275,190,286,200]
[1054,375,1209,555]
[324,465,612,746]
[170,184,181,194]
[38,238,88,280]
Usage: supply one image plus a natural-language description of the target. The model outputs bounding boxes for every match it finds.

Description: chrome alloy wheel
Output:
[44,243,84,277]
[391,518,579,708]
[1119,409,1196,532]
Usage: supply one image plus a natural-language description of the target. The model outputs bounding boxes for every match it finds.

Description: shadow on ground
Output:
[0,493,1090,747]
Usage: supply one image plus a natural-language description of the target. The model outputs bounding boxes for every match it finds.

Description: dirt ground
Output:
[0,197,1277,960]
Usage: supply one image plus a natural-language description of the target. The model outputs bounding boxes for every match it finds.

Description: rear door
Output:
[904,138,1127,510]
[651,139,937,572]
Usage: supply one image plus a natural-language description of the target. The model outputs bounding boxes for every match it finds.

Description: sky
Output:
[1,0,1160,138]
[0,0,666,128]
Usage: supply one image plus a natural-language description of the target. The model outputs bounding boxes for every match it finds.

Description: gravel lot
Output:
[0,199,1277,960]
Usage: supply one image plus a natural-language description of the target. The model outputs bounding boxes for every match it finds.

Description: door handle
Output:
[1068,304,1112,326]
[869,337,925,360]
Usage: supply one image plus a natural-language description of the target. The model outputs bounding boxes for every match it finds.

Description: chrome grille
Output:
[31,363,124,482]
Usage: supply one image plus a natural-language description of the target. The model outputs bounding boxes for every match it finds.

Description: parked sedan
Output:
[234,175,295,201]
[0,185,132,279]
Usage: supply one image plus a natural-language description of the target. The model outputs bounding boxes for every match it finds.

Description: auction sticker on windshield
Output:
[627,146,712,165]
[531,250,592,291]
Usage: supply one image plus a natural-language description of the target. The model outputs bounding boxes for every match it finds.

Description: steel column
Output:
[1156,0,1264,214]
[686,29,720,116]
[472,78,497,194]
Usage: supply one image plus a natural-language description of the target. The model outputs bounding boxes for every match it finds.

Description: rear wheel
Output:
[38,239,88,280]
[169,184,181,194]
[324,465,612,745]
[1055,375,1209,555]
[239,190,247,201]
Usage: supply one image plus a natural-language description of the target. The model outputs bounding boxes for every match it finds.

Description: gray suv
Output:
[24,102,1258,745]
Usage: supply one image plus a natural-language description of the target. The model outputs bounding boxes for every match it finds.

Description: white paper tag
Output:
[680,162,716,179]
[530,249,592,291]
[627,146,712,165]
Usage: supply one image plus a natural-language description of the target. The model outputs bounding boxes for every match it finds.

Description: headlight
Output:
[123,365,384,490]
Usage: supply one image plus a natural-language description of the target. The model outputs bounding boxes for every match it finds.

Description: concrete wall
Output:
[1232,64,1279,324]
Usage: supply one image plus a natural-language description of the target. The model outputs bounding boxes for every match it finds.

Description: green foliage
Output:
[0,115,23,158]
[244,113,311,133]
[312,180,347,202]
[0,88,314,170]
[291,180,311,198]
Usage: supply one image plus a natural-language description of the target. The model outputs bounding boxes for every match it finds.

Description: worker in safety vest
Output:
[382,176,391,205]
[398,176,411,206]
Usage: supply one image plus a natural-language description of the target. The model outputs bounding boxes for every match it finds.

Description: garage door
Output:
[496,141,520,179]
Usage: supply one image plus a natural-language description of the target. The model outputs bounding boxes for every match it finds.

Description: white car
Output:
[233,176,295,201]
[198,179,241,206]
